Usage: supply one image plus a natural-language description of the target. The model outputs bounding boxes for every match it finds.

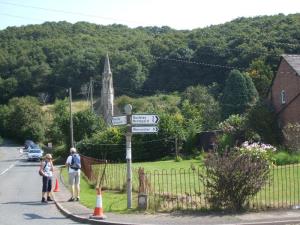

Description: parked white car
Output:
[27,145,43,161]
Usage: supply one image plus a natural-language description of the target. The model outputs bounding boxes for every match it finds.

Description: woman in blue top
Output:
[39,153,54,203]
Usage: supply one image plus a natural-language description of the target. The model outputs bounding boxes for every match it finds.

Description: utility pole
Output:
[69,87,74,148]
[90,77,94,113]
[124,104,133,209]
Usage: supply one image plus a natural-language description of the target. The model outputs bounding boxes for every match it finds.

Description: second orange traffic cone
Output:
[90,188,106,220]
[53,178,60,192]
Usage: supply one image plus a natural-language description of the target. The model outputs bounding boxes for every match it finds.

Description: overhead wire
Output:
[0,0,146,25]
[93,80,172,96]
[152,55,246,70]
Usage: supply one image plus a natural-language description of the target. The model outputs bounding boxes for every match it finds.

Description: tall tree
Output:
[247,59,273,97]
[180,85,221,130]
[222,70,258,119]
[5,96,46,141]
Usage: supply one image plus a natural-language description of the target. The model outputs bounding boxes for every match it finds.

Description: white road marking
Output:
[0,163,15,176]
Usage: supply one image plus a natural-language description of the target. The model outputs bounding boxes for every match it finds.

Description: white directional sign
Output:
[111,116,127,126]
[132,126,159,133]
[132,114,160,125]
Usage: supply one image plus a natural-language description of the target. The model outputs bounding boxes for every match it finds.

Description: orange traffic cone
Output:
[53,178,60,192]
[90,188,106,220]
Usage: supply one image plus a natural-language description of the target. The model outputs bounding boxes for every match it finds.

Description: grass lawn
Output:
[62,160,300,212]
[43,99,89,113]
[94,159,204,195]
[133,159,202,171]
[251,164,300,208]
[61,159,201,212]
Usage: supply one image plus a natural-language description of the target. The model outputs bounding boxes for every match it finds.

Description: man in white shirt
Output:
[65,147,81,201]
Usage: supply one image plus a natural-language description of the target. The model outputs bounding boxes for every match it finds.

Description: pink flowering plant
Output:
[238,141,276,163]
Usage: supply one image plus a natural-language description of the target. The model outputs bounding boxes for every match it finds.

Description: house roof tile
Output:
[282,54,300,75]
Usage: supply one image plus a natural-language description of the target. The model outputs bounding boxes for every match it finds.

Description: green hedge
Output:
[273,151,300,165]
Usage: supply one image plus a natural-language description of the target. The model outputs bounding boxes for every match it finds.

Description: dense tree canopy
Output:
[0,96,46,141]
[0,14,299,104]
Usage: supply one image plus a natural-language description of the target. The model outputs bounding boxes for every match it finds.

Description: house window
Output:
[281,90,286,104]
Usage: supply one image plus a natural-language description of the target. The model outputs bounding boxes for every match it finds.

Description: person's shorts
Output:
[69,171,80,186]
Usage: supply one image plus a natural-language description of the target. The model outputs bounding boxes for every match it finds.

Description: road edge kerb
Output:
[53,197,128,225]
[53,196,300,225]
[53,166,145,225]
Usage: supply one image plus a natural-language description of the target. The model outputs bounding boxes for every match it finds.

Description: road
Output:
[0,141,82,225]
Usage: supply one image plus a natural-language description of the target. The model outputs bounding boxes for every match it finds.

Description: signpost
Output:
[112,104,160,209]
[111,115,127,126]
[132,126,159,133]
[132,114,160,125]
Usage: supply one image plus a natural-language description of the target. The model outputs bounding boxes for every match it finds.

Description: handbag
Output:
[39,161,47,176]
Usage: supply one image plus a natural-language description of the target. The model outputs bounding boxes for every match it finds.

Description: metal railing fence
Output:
[80,155,300,211]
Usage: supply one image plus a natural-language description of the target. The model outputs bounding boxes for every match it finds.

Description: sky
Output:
[0,0,299,30]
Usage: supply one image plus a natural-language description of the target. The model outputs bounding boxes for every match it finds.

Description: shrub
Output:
[273,151,300,165]
[239,141,276,162]
[218,114,247,149]
[77,127,124,161]
[201,145,271,211]
[180,85,221,130]
[216,133,235,152]
[246,100,282,145]
[52,144,68,163]
[73,109,106,142]
[282,123,300,152]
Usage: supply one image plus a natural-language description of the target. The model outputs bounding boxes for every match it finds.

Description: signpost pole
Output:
[124,104,133,209]
[111,106,160,209]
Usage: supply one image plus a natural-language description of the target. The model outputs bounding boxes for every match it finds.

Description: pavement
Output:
[52,167,300,225]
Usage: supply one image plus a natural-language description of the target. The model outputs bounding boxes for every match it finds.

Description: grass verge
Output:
[61,167,138,213]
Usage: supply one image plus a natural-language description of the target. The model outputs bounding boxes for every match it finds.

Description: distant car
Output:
[23,140,35,152]
[27,144,43,161]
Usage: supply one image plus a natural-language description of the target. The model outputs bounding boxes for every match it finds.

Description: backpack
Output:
[70,154,81,171]
[39,161,47,176]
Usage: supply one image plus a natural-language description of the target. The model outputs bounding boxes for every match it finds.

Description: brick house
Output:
[269,54,300,128]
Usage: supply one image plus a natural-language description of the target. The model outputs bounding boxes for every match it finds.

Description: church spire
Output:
[100,53,114,125]
[103,53,112,75]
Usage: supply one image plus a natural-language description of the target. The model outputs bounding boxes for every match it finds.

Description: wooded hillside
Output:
[0,13,299,103]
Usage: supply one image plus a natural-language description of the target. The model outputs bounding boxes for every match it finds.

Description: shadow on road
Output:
[24,213,69,220]
[0,158,19,163]
[15,163,41,167]
[18,158,40,162]
[1,201,47,206]
[15,159,41,167]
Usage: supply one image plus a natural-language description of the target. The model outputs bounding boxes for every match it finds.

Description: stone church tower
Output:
[100,53,114,125]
